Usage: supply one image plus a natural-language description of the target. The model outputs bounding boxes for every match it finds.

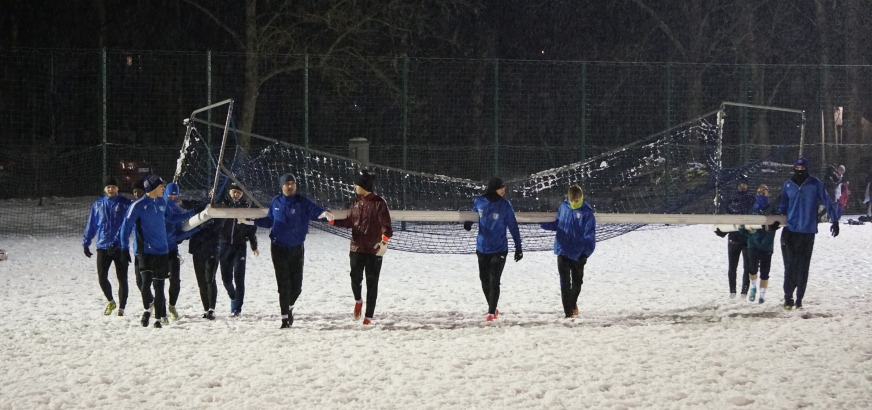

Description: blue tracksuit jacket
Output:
[539,201,596,261]
[776,176,838,234]
[119,196,194,255]
[472,196,522,254]
[82,194,132,249]
[254,193,325,248]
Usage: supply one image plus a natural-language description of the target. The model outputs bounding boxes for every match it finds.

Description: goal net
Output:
[174,101,801,254]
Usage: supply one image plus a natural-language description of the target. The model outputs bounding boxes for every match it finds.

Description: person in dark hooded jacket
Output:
[463,177,522,321]
[540,184,596,318]
[82,176,132,316]
[218,182,259,317]
[188,215,221,320]
[330,170,392,326]
[738,185,779,304]
[715,178,755,298]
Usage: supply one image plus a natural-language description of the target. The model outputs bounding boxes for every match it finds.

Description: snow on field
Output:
[1,223,871,409]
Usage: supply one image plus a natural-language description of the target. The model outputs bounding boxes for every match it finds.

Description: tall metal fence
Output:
[2,49,872,235]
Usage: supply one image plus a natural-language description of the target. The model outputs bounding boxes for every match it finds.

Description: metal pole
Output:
[402,56,409,231]
[715,107,726,212]
[304,53,309,150]
[210,100,235,203]
[493,59,499,177]
[821,110,825,167]
[799,111,806,157]
[580,62,587,163]
[207,50,212,147]
[102,48,107,184]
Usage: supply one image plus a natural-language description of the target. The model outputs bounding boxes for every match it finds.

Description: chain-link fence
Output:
[2,49,872,236]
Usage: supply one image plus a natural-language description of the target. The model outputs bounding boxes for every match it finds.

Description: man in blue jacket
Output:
[254,174,332,328]
[119,175,196,328]
[776,158,840,310]
[219,182,259,317]
[82,177,132,316]
[540,184,596,318]
[463,177,523,322]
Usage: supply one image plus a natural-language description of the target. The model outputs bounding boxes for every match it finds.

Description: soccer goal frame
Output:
[177,99,792,232]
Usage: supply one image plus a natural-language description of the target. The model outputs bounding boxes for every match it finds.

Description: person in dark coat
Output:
[463,177,522,321]
[253,174,332,328]
[188,215,221,320]
[82,176,132,316]
[218,182,259,317]
[330,170,393,325]
[540,184,596,318]
[715,177,755,299]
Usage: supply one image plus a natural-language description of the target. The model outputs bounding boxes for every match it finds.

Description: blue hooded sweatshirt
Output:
[472,195,522,254]
[254,193,325,248]
[119,196,194,255]
[776,176,838,234]
[539,200,596,261]
[82,194,132,249]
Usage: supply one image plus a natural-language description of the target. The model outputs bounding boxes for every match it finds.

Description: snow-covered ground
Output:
[1,223,870,409]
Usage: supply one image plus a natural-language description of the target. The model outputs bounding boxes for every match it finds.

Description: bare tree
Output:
[182,0,475,149]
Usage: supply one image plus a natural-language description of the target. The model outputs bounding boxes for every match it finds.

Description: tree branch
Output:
[180,0,245,50]
[629,0,688,59]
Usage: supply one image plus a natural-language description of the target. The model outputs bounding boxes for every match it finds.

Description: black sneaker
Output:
[140,311,151,327]
[280,319,291,329]
[154,320,162,329]
[795,301,803,309]
[289,310,294,327]
[784,298,795,311]
[203,311,216,320]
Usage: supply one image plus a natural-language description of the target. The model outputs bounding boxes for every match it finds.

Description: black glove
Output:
[714,228,727,238]
[831,222,839,237]
[83,247,92,258]
[579,256,588,266]
[514,248,523,262]
[768,221,780,231]
[193,203,208,214]
[463,221,473,231]
[120,249,131,264]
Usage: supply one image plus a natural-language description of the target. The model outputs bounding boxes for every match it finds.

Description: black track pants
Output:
[727,241,751,294]
[193,253,218,312]
[747,248,772,281]
[96,249,129,309]
[272,243,304,316]
[219,243,248,312]
[557,255,585,317]
[139,254,168,318]
[477,251,508,315]
[168,250,181,306]
[349,252,383,319]
[781,228,816,304]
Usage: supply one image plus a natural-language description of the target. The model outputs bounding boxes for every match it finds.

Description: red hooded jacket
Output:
[332,193,393,254]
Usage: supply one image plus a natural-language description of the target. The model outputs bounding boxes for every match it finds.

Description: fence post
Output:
[493,59,500,177]
[579,61,588,163]
[102,48,107,184]
[402,56,409,231]
[740,65,750,163]
[663,63,672,208]
[304,53,309,150]
[207,50,212,147]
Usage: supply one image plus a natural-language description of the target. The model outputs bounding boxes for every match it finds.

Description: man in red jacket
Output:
[331,170,393,325]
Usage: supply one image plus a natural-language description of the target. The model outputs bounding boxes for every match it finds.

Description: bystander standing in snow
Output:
[330,170,392,326]
[464,177,523,321]
[715,177,755,298]
[253,174,332,328]
[82,176,132,316]
[539,184,596,318]
[119,175,196,328]
[776,158,840,310]
[218,182,258,317]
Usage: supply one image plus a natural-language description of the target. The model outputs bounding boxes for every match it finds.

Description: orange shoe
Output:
[353,301,362,320]
[494,309,499,319]
[486,314,494,322]
[362,317,372,325]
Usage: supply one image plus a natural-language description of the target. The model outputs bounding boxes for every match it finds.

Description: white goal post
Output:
[182,207,786,231]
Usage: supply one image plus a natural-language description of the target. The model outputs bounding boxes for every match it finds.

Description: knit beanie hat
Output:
[354,170,375,192]
[104,176,119,188]
[143,175,165,193]
[165,182,179,196]
[279,173,297,186]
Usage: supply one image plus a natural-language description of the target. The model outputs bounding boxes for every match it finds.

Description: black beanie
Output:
[279,173,297,186]
[104,176,119,188]
[486,177,505,194]
[355,170,375,192]
[143,175,164,193]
